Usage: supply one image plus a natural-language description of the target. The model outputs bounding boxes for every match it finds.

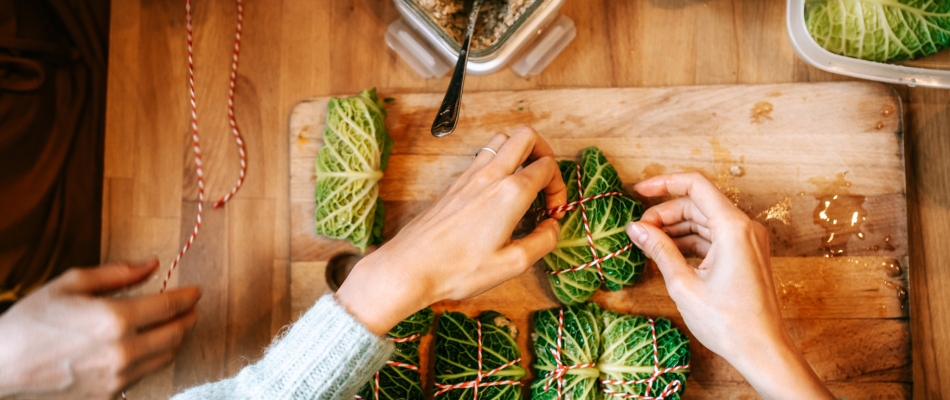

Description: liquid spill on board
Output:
[809,172,868,258]
[751,101,773,124]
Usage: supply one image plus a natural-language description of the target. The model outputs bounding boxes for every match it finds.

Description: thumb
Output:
[626,221,696,288]
[502,218,560,273]
[58,258,160,294]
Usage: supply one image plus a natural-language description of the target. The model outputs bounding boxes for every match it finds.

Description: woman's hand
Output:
[0,259,201,399]
[335,126,567,335]
[625,172,833,399]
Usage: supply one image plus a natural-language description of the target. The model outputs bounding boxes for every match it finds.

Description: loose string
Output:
[542,308,597,400]
[160,0,247,294]
[600,318,690,400]
[123,1,246,398]
[542,166,633,281]
[434,321,523,397]
[355,334,422,400]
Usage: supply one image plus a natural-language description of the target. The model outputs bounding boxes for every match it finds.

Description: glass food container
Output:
[787,0,950,89]
[387,0,575,78]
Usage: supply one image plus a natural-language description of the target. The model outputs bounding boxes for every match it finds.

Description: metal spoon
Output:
[431,0,484,138]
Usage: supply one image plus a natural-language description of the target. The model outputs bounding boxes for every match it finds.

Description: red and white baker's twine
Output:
[434,321,523,397]
[543,166,634,281]
[354,334,423,400]
[600,318,690,400]
[542,308,598,400]
[160,0,247,294]
[123,2,246,398]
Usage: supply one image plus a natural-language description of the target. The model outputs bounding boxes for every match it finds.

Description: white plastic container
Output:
[787,0,950,89]
[386,0,575,78]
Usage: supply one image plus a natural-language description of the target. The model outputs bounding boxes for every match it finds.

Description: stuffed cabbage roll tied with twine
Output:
[599,311,690,400]
[315,88,394,251]
[805,0,950,62]
[356,307,435,400]
[531,303,604,400]
[434,311,527,399]
[537,147,646,305]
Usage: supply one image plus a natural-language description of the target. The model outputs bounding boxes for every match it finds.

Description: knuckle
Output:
[97,307,129,339]
[106,344,132,369]
[58,268,85,287]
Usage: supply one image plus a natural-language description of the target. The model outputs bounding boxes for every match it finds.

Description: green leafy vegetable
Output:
[530,303,604,400]
[357,308,435,400]
[599,311,690,400]
[805,0,950,62]
[540,147,646,305]
[435,311,527,399]
[315,88,394,251]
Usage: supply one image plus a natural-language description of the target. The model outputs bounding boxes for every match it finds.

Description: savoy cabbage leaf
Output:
[805,0,950,62]
[599,311,690,400]
[540,147,646,305]
[435,311,527,399]
[315,88,395,251]
[357,308,434,400]
[530,303,604,400]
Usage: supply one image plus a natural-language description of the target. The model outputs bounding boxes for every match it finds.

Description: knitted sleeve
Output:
[171,294,394,400]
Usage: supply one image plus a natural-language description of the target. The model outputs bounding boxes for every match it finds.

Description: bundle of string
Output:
[542,165,634,282]
[600,318,690,400]
[122,0,247,398]
[542,308,598,400]
[433,321,523,398]
[354,333,423,400]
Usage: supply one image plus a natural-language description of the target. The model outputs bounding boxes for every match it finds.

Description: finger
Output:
[120,351,177,390]
[633,172,744,220]
[55,258,160,294]
[626,221,698,291]
[117,287,202,330]
[485,126,556,176]
[123,309,198,363]
[672,234,712,258]
[499,218,560,274]
[469,133,509,171]
[662,220,712,241]
[640,197,709,230]
[510,156,567,218]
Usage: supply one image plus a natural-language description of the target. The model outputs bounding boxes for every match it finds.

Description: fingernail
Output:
[552,219,561,236]
[626,222,648,247]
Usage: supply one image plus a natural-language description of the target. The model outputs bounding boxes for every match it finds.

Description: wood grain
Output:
[103,0,950,397]
[287,83,910,399]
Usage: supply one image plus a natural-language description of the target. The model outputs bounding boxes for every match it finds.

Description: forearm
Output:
[172,294,394,400]
[729,334,834,400]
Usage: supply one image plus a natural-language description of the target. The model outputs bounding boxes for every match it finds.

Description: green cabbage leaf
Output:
[435,311,527,399]
[315,88,394,251]
[805,0,950,62]
[530,303,604,400]
[540,147,645,305]
[599,311,691,400]
[357,307,434,400]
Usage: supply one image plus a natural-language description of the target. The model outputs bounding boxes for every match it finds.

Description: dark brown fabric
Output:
[0,0,109,312]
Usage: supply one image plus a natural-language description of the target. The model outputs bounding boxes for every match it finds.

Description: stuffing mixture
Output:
[413,0,536,50]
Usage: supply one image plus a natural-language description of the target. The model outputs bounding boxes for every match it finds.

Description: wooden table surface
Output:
[103,0,950,398]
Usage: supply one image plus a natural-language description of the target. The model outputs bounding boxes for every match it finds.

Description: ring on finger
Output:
[474,147,498,158]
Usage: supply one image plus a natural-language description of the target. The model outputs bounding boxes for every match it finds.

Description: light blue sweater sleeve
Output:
[172,294,394,400]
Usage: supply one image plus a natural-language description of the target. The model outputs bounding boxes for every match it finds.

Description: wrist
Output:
[728,330,833,399]
[334,250,431,336]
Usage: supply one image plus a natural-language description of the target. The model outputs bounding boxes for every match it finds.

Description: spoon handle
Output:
[431,0,484,138]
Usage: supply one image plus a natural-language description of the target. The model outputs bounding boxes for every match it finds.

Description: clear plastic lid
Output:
[787,0,950,89]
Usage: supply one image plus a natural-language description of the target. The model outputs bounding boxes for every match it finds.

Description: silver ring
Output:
[474,147,497,158]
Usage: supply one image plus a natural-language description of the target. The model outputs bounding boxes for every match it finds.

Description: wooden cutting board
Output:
[288,82,910,398]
